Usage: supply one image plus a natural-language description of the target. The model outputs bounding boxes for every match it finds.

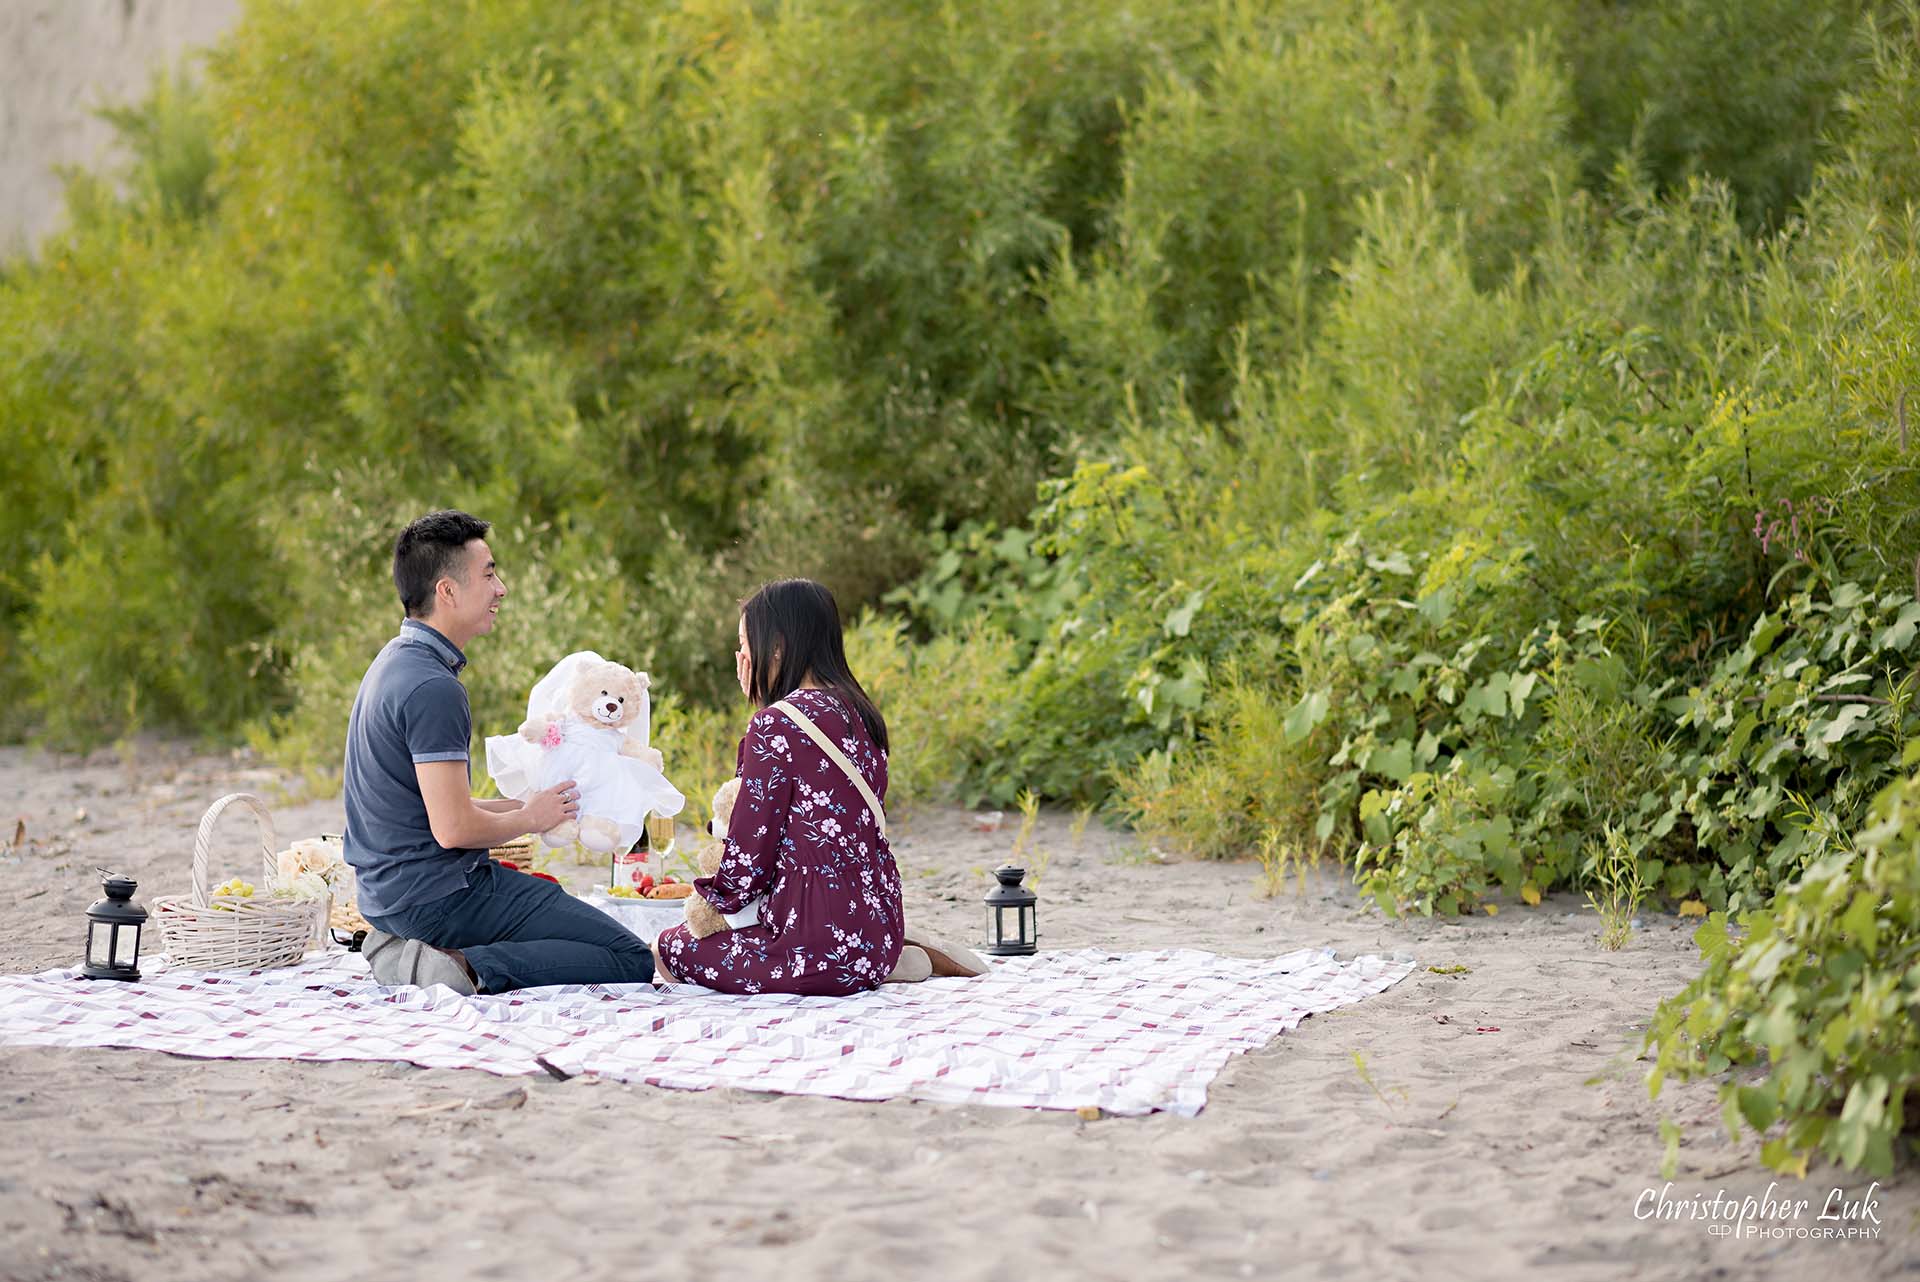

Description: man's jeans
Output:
[366,859,653,991]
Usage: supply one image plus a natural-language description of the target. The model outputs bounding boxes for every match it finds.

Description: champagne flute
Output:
[646,812,676,885]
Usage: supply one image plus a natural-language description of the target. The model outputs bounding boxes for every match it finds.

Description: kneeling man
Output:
[344,510,654,992]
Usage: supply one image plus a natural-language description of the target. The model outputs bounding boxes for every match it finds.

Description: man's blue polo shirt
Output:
[342,619,489,917]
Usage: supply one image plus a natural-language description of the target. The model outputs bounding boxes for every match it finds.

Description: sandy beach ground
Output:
[0,740,1911,1281]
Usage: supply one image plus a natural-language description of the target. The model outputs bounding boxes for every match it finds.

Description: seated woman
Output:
[654,578,980,994]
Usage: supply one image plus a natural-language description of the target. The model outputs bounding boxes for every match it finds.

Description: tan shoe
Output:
[905,934,992,978]
[883,945,932,984]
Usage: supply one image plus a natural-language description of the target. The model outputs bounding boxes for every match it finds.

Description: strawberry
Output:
[638,874,655,893]
[530,871,560,884]
[497,859,521,871]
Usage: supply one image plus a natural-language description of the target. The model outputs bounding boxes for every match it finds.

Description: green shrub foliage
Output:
[1647,759,1920,1177]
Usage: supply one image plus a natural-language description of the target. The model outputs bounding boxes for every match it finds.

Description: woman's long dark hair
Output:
[742,579,889,754]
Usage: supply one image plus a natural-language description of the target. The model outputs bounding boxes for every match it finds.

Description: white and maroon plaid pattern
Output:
[0,947,1412,1115]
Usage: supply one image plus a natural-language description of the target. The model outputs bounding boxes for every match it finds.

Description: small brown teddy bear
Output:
[683,776,740,939]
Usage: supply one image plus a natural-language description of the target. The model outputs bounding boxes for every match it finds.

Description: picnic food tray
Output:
[582,886,759,942]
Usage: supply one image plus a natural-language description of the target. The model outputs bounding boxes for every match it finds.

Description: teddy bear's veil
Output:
[526,650,652,748]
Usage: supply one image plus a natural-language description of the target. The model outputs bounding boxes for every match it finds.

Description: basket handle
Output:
[190,793,278,909]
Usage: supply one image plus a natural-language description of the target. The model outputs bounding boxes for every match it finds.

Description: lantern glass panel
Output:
[87,922,110,969]
[113,924,140,967]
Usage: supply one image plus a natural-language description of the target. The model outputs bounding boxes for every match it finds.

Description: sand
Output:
[0,739,1911,1281]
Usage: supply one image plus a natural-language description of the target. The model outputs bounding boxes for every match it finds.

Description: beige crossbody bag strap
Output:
[771,699,887,839]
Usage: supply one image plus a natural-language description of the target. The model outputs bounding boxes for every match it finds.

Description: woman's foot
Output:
[883,945,932,984]
[904,935,992,978]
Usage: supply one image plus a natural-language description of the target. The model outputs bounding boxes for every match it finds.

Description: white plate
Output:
[581,888,760,941]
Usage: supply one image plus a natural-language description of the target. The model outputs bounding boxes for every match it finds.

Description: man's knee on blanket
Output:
[609,935,655,984]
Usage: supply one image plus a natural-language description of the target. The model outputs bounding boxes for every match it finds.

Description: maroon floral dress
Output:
[656,688,905,996]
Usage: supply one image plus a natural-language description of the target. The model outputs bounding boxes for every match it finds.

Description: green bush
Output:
[5,0,1902,761]
[1660,584,1920,910]
[1117,670,1321,862]
[1647,758,1920,1176]
[846,614,1023,809]
[1567,0,1871,228]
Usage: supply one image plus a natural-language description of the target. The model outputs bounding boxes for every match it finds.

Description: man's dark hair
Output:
[741,578,889,754]
[393,510,491,618]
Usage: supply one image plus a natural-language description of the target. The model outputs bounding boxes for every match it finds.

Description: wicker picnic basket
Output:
[152,793,327,970]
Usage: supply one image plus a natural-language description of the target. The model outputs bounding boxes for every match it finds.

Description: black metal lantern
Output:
[83,873,147,981]
[984,864,1037,956]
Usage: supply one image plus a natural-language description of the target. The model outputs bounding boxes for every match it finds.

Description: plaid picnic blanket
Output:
[0,946,1413,1115]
